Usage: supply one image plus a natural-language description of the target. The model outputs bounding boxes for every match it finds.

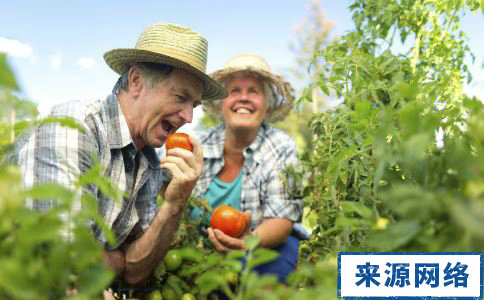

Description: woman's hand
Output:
[207,211,251,254]
[208,216,293,253]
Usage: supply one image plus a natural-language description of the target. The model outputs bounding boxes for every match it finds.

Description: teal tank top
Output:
[191,171,243,223]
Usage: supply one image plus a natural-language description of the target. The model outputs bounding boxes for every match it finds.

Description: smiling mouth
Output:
[233,107,253,114]
[161,120,177,135]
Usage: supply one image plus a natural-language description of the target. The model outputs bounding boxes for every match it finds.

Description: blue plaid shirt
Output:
[14,94,162,249]
[192,123,303,229]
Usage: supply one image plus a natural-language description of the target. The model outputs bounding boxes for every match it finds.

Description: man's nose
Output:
[179,103,193,123]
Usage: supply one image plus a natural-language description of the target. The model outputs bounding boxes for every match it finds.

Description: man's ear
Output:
[128,66,143,98]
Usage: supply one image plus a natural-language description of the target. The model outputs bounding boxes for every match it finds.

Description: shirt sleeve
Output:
[18,116,98,241]
[261,141,303,222]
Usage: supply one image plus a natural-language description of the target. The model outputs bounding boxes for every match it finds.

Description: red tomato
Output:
[166,133,192,151]
[210,205,247,238]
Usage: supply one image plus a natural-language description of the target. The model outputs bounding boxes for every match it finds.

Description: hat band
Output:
[138,46,206,73]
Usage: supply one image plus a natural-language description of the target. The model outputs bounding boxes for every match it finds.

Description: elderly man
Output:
[14,23,226,285]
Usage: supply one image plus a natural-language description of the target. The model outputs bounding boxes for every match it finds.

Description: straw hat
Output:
[204,54,295,123]
[104,23,227,100]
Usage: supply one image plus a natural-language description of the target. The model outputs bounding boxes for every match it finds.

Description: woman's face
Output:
[221,74,267,134]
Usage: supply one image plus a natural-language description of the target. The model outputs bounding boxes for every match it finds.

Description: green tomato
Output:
[163,249,183,271]
[161,286,177,300]
[181,293,196,300]
[146,290,162,300]
[225,271,238,285]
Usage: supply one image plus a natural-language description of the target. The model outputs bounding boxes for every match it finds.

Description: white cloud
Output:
[0,37,33,58]
[50,53,62,70]
[77,57,95,69]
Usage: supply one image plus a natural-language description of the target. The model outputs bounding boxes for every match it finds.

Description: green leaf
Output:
[24,183,74,202]
[37,116,85,133]
[195,271,222,295]
[365,221,421,251]
[342,201,373,219]
[226,249,246,260]
[76,264,113,296]
[206,252,223,267]
[247,248,279,270]
[244,235,261,251]
[220,259,243,272]
[179,247,203,262]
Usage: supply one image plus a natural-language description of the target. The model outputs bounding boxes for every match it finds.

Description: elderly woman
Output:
[191,54,304,282]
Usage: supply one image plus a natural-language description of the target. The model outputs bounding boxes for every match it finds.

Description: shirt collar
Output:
[105,94,160,169]
[142,146,161,169]
[106,94,134,150]
[202,122,267,165]
[245,123,266,165]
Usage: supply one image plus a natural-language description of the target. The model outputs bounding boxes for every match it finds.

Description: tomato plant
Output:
[297,0,484,263]
[210,205,247,238]
[166,133,192,151]
[0,53,117,299]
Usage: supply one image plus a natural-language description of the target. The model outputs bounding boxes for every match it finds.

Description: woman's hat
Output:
[204,54,295,122]
[104,23,227,100]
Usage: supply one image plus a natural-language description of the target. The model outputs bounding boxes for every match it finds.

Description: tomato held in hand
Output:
[210,205,247,238]
[166,133,192,151]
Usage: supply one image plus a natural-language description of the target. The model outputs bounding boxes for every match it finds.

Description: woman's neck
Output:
[218,126,260,182]
[224,126,259,152]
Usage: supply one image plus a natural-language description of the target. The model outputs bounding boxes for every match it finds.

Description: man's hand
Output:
[160,135,203,209]
[207,211,251,254]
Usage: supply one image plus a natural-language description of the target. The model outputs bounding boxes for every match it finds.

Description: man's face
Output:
[136,68,203,148]
[221,74,267,133]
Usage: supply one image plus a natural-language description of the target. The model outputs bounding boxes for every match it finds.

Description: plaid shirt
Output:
[14,94,162,249]
[192,123,303,229]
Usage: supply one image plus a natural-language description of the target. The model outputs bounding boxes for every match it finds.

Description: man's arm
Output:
[103,250,125,275]
[120,136,203,284]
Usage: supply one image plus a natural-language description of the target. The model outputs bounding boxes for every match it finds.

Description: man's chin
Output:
[150,138,166,148]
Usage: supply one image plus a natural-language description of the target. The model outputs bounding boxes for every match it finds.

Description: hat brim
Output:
[204,66,295,123]
[104,48,227,101]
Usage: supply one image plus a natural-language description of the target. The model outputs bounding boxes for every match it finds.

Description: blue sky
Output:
[1,0,482,132]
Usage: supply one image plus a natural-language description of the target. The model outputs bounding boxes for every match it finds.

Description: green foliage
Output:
[301,0,484,261]
[0,161,116,299]
[198,110,221,130]
[0,55,115,299]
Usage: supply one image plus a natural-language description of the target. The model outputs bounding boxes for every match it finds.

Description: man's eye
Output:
[176,95,187,101]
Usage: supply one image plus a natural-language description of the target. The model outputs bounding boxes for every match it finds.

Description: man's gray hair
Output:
[112,62,174,94]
